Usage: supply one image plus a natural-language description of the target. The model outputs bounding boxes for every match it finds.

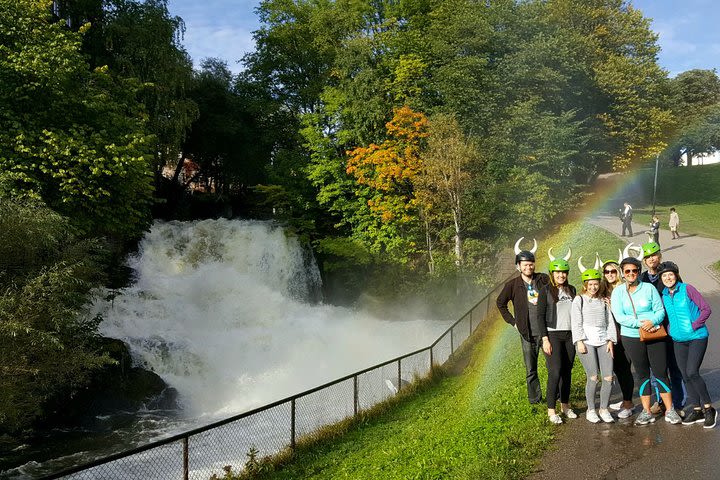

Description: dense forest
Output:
[3,0,720,444]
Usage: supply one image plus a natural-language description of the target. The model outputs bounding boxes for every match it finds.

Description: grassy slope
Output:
[632,163,720,240]
[238,222,623,480]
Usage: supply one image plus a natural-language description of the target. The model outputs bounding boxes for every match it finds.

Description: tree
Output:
[0,198,112,437]
[182,59,273,195]
[0,0,154,239]
[83,0,198,184]
[667,69,720,166]
[345,106,428,259]
[414,114,475,268]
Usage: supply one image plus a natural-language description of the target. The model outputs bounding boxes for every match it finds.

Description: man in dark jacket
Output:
[496,238,550,404]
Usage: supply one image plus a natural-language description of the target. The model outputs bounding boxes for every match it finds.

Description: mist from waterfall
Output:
[96,219,448,420]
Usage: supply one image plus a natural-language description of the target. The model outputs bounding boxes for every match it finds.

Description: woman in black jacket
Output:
[539,255,577,424]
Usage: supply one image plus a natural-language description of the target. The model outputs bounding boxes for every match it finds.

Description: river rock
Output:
[38,338,179,429]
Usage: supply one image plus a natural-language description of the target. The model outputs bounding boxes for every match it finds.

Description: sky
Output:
[168,0,720,77]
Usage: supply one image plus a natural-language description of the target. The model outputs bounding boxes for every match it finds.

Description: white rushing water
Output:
[96,219,447,420]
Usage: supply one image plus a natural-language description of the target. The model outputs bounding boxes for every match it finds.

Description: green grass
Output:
[225,222,624,480]
[632,163,720,240]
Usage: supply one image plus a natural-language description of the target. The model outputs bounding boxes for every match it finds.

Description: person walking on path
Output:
[669,207,680,239]
[497,238,550,404]
[572,264,617,424]
[640,242,686,412]
[648,215,660,246]
[599,255,635,419]
[611,255,682,426]
[538,253,577,424]
[621,202,633,237]
[658,261,717,429]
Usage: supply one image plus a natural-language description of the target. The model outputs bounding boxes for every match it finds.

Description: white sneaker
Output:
[609,401,623,411]
[562,408,578,419]
[549,414,563,425]
[586,410,601,423]
[599,410,615,423]
[618,407,634,419]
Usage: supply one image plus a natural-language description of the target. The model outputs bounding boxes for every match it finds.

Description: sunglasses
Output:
[603,269,618,275]
[623,268,639,274]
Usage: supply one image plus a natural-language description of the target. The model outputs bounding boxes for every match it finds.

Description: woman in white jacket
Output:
[572,265,617,423]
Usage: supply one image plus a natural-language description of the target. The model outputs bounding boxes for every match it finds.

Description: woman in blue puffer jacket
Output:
[658,261,716,429]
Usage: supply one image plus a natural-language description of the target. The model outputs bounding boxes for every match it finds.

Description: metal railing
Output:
[45,280,508,480]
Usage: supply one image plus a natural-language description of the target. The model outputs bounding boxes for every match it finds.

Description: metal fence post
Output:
[183,437,189,480]
[397,359,402,393]
[353,375,359,415]
[430,346,434,368]
[290,399,296,450]
[450,327,454,354]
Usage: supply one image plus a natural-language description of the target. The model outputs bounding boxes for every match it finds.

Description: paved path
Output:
[528,215,720,480]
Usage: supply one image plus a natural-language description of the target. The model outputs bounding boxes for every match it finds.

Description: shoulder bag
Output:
[627,286,667,342]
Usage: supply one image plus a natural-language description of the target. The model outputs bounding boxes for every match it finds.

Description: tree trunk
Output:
[686,149,693,167]
[452,206,463,266]
[671,149,682,167]
[424,217,434,274]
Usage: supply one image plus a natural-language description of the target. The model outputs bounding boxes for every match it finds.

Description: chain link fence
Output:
[45,281,508,480]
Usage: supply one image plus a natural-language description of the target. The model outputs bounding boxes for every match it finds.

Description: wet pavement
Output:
[528,215,720,480]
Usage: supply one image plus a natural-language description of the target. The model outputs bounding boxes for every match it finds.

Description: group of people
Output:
[619,203,681,245]
[496,238,716,428]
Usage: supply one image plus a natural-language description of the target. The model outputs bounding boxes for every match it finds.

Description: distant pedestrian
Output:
[669,207,680,239]
[621,202,633,237]
[572,264,617,424]
[538,253,577,424]
[657,261,716,428]
[647,215,660,246]
[497,238,549,405]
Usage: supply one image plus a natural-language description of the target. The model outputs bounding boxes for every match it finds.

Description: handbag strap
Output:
[626,286,638,319]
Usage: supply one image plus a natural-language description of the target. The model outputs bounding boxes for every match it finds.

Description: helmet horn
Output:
[622,243,635,260]
[514,237,524,255]
[564,247,572,261]
[515,237,538,254]
[548,248,556,261]
[577,256,587,273]
[594,252,601,270]
[617,248,623,265]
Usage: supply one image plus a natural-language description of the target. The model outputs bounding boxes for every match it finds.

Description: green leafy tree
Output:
[80,0,198,184]
[0,0,154,239]
[0,198,112,436]
[666,69,720,166]
[415,114,476,268]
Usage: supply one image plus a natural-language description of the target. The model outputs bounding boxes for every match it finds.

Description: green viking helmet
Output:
[581,268,602,281]
[642,242,661,258]
[548,259,570,272]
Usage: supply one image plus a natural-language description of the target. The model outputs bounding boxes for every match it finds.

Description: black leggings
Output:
[613,329,634,402]
[622,336,670,396]
[545,330,576,409]
[674,338,711,407]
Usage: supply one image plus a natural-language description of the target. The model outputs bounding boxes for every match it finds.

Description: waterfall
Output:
[96,219,446,419]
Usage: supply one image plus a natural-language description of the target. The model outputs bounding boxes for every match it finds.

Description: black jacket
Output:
[537,284,577,338]
[496,272,550,341]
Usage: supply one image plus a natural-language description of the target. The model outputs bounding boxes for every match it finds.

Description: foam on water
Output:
[96,219,446,419]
